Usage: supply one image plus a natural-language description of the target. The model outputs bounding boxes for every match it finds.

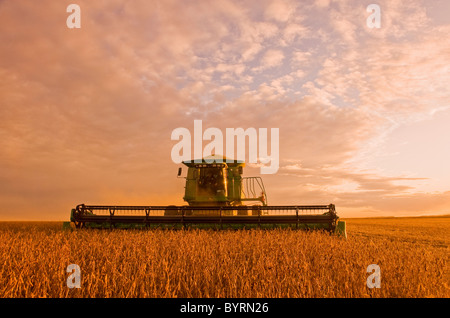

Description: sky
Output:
[0,0,449,220]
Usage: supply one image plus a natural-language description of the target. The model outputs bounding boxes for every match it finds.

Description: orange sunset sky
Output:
[0,0,449,220]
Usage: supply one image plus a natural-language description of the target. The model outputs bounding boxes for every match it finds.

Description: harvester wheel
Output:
[74,221,84,229]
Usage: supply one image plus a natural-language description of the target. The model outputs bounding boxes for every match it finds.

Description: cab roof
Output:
[182,155,245,167]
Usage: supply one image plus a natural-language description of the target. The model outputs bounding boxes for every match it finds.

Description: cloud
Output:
[264,0,297,22]
[253,49,285,72]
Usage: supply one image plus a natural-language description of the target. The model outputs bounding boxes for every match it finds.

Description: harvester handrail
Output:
[241,176,268,205]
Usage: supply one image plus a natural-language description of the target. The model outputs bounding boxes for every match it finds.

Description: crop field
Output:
[0,216,448,298]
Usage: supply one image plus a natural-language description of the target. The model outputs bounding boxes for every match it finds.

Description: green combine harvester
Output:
[68,156,346,237]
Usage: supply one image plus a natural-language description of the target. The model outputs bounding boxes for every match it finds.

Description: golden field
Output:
[0,216,448,298]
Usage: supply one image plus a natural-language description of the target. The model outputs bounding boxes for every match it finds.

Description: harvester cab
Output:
[179,156,267,207]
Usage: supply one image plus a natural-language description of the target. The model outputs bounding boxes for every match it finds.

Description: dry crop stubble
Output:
[0,217,448,298]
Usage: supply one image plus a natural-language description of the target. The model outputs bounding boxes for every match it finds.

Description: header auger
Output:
[67,155,346,237]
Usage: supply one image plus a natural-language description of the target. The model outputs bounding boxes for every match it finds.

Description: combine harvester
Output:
[68,156,346,237]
